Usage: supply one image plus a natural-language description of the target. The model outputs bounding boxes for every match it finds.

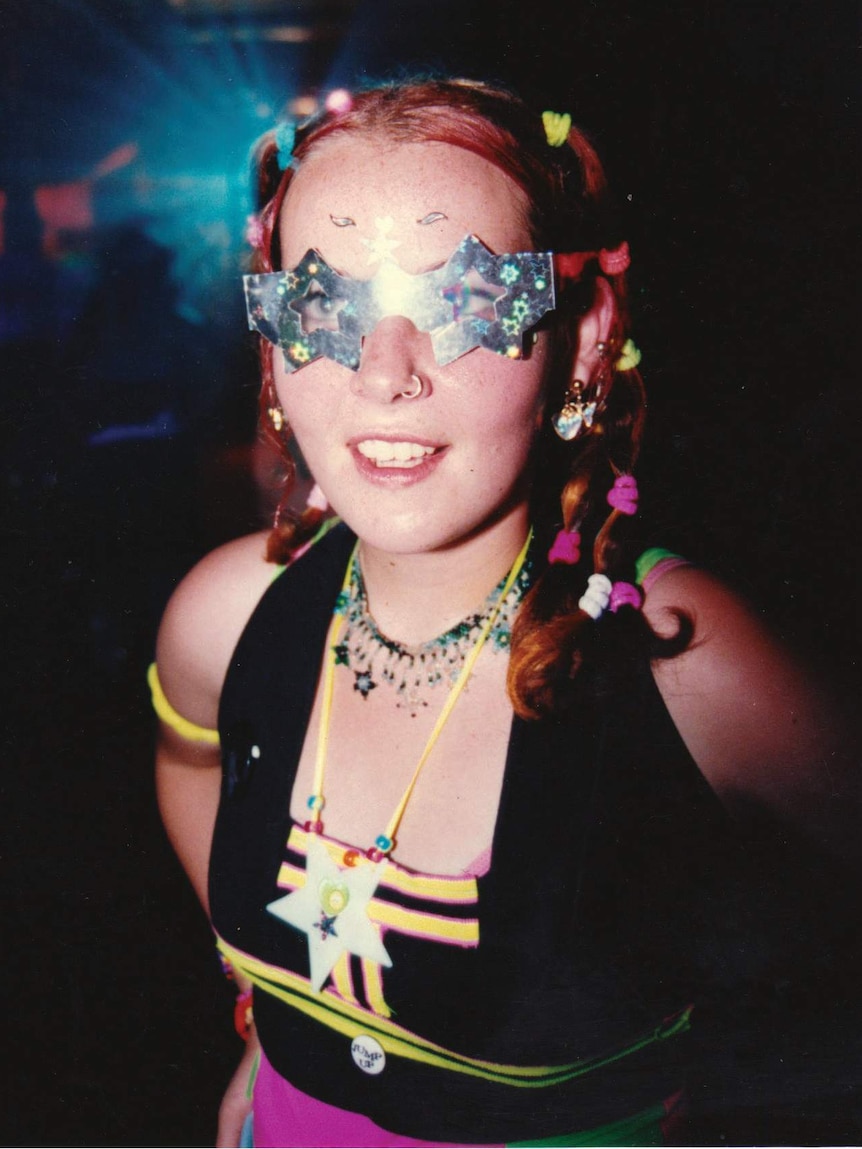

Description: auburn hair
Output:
[248,77,653,720]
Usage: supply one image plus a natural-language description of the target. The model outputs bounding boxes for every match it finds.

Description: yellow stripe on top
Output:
[371,901,478,944]
[216,936,694,1089]
[276,860,479,945]
[287,825,479,903]
[361,955,392,1018]
[147,663,220,746]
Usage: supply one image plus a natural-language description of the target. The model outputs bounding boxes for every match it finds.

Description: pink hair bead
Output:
[547,528,581,565]
[607,475,638,516]
[609,582,643,613]
[304,820,324,835]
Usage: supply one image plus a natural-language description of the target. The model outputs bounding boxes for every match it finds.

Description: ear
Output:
[571,277,617,384]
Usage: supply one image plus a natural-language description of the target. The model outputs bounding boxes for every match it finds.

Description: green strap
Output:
[634,547,683,587]
[509,1098,668,1146]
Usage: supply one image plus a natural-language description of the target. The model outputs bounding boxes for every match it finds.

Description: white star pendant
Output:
[267,836,392,993]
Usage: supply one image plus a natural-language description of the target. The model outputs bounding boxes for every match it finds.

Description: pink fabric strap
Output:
[641,556,690,595]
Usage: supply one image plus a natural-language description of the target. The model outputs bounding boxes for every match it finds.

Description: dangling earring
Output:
[267,405,285,432]
[552,380,596,442]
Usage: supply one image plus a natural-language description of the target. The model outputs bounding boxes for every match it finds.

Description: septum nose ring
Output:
[399,374,424,399]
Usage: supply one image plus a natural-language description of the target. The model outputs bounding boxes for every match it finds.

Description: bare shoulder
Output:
[643,562,827,779]
[642,563,856,855]
[155,531,277,729]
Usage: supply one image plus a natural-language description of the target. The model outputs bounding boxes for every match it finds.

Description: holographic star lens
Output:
[243,235,556,372]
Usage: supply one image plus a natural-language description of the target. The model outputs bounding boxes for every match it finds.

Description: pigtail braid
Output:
[508,354,646,721]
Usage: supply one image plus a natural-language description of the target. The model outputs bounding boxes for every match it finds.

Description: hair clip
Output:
[542,110,572,147]
[547,528,581,565]
[578,573,612,620]
[275,120,298,171]
[607,475,638,516]
[615,338,642,372]
[598,242,631,276]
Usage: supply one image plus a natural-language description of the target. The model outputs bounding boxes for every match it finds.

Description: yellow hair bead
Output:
[542,111,572,148]
[615,338,642,372]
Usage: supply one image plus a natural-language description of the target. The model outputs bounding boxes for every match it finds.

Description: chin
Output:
[337,513,455,556]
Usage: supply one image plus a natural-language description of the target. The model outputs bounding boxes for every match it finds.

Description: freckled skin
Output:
[274,138,548,564]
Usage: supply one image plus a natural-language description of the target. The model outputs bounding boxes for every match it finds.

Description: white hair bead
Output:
[578,573,613,620]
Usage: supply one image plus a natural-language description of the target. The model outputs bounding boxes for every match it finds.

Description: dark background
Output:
[1,0,859,1144]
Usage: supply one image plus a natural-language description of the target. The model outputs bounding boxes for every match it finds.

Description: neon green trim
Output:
[271,515,343,581]
[508,1100,666,1146]
[634,547,683,587]
[245,1047,260,1101]
[147,663,220,746]
[216,937,692,1090]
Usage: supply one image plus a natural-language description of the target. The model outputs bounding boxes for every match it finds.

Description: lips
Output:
[348,433,446,484]
[356,439,437,468]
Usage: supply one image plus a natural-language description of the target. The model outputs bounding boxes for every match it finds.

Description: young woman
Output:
[152,79,855,1147]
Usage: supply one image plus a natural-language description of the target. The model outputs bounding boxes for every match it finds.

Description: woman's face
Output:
[275,136,551,557]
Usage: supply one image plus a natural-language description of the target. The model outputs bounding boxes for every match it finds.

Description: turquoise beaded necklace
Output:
[331,544,533,717]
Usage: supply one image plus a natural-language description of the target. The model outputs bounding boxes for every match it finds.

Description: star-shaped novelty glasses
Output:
[243,235,555,372]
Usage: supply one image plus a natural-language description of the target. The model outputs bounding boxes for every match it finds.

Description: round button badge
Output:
[351,1034,386,1075]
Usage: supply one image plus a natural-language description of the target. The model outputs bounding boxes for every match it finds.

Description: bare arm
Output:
[153,533,274,1146]
[645,565,859,863]
[155,723,222,914]
[153,531,274,912]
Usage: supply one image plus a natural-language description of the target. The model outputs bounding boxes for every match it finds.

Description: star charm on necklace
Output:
[361,216,401,265]
[353,670,377,698]
[315,913,339,939]
[267,836,391,993]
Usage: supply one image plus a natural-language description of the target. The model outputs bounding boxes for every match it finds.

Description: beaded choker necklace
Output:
[266,531,533,993]
[331,548,532,717]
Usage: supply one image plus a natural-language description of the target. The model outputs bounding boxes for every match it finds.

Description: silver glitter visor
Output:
[243,234,555,372]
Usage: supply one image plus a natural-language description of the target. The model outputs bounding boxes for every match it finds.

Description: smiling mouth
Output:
[355,440,439,468]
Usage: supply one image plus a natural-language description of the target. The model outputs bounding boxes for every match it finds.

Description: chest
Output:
[289,645,514,876]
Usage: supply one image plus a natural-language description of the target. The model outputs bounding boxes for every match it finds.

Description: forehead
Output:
[278,137,532,273]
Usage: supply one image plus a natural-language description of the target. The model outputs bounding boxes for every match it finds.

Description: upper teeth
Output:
[357,440,435,464]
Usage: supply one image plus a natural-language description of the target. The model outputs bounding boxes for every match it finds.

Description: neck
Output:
[357,507,531,647]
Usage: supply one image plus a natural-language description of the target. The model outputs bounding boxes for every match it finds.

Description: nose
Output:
[351,316,432,402]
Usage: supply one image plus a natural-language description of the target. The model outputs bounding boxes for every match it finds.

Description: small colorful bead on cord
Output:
[303,792,325,835]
